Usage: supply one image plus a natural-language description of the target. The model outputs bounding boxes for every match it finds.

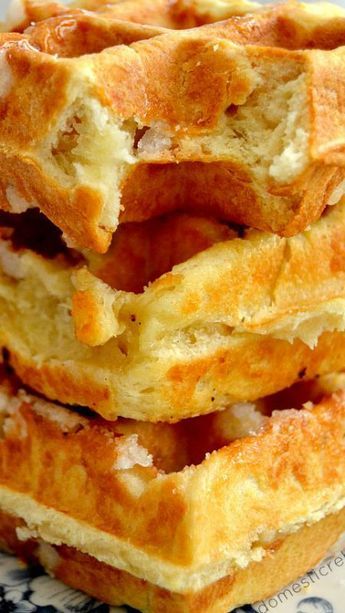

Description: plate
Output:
[1,538,345,613]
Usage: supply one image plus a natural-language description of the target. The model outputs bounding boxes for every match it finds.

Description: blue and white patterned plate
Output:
[1,538,345,613]
[0,552,122,612]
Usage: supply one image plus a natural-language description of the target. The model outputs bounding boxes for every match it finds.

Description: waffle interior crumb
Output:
[39,57,308,232]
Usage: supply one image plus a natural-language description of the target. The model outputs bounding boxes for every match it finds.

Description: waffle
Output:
[0,202,345,421]
[1,509,345,613]
[6,0,345,43]
[2,4,345,251]
[1,1,345,609]
[5,0,261,32]
[1,369,345,611]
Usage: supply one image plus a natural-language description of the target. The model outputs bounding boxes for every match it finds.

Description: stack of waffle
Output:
[1,0,345,611]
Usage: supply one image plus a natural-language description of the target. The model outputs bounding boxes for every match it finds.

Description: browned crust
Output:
[1,377,345,571]
[163,332,345,414]
[2,197,345,421]
[1,507,345,612]
[26,12,166,57]
[0,156,108,253]
[9,0,260,33]
[5,330,345,421]
[2,7,345,250]
[14,0,345,50]
[119,161,344,237]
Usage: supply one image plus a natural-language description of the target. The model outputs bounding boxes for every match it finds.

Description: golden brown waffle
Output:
[5,0,261,32]
[2,2,345,251]
[1,510,345,613]
[1,201,345,421]
[10,0,345,48]
[1,3,345,611]
[1,370,345,611]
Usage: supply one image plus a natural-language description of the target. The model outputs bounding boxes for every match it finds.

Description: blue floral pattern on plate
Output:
[0,552,259,612]
[0,553,118,612]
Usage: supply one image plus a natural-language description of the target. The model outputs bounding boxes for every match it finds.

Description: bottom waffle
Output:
[1,369,345,611]
[1,507,345,613]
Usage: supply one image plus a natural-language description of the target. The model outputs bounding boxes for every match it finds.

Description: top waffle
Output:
[5,0,261,32]
[2,1,345,252]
